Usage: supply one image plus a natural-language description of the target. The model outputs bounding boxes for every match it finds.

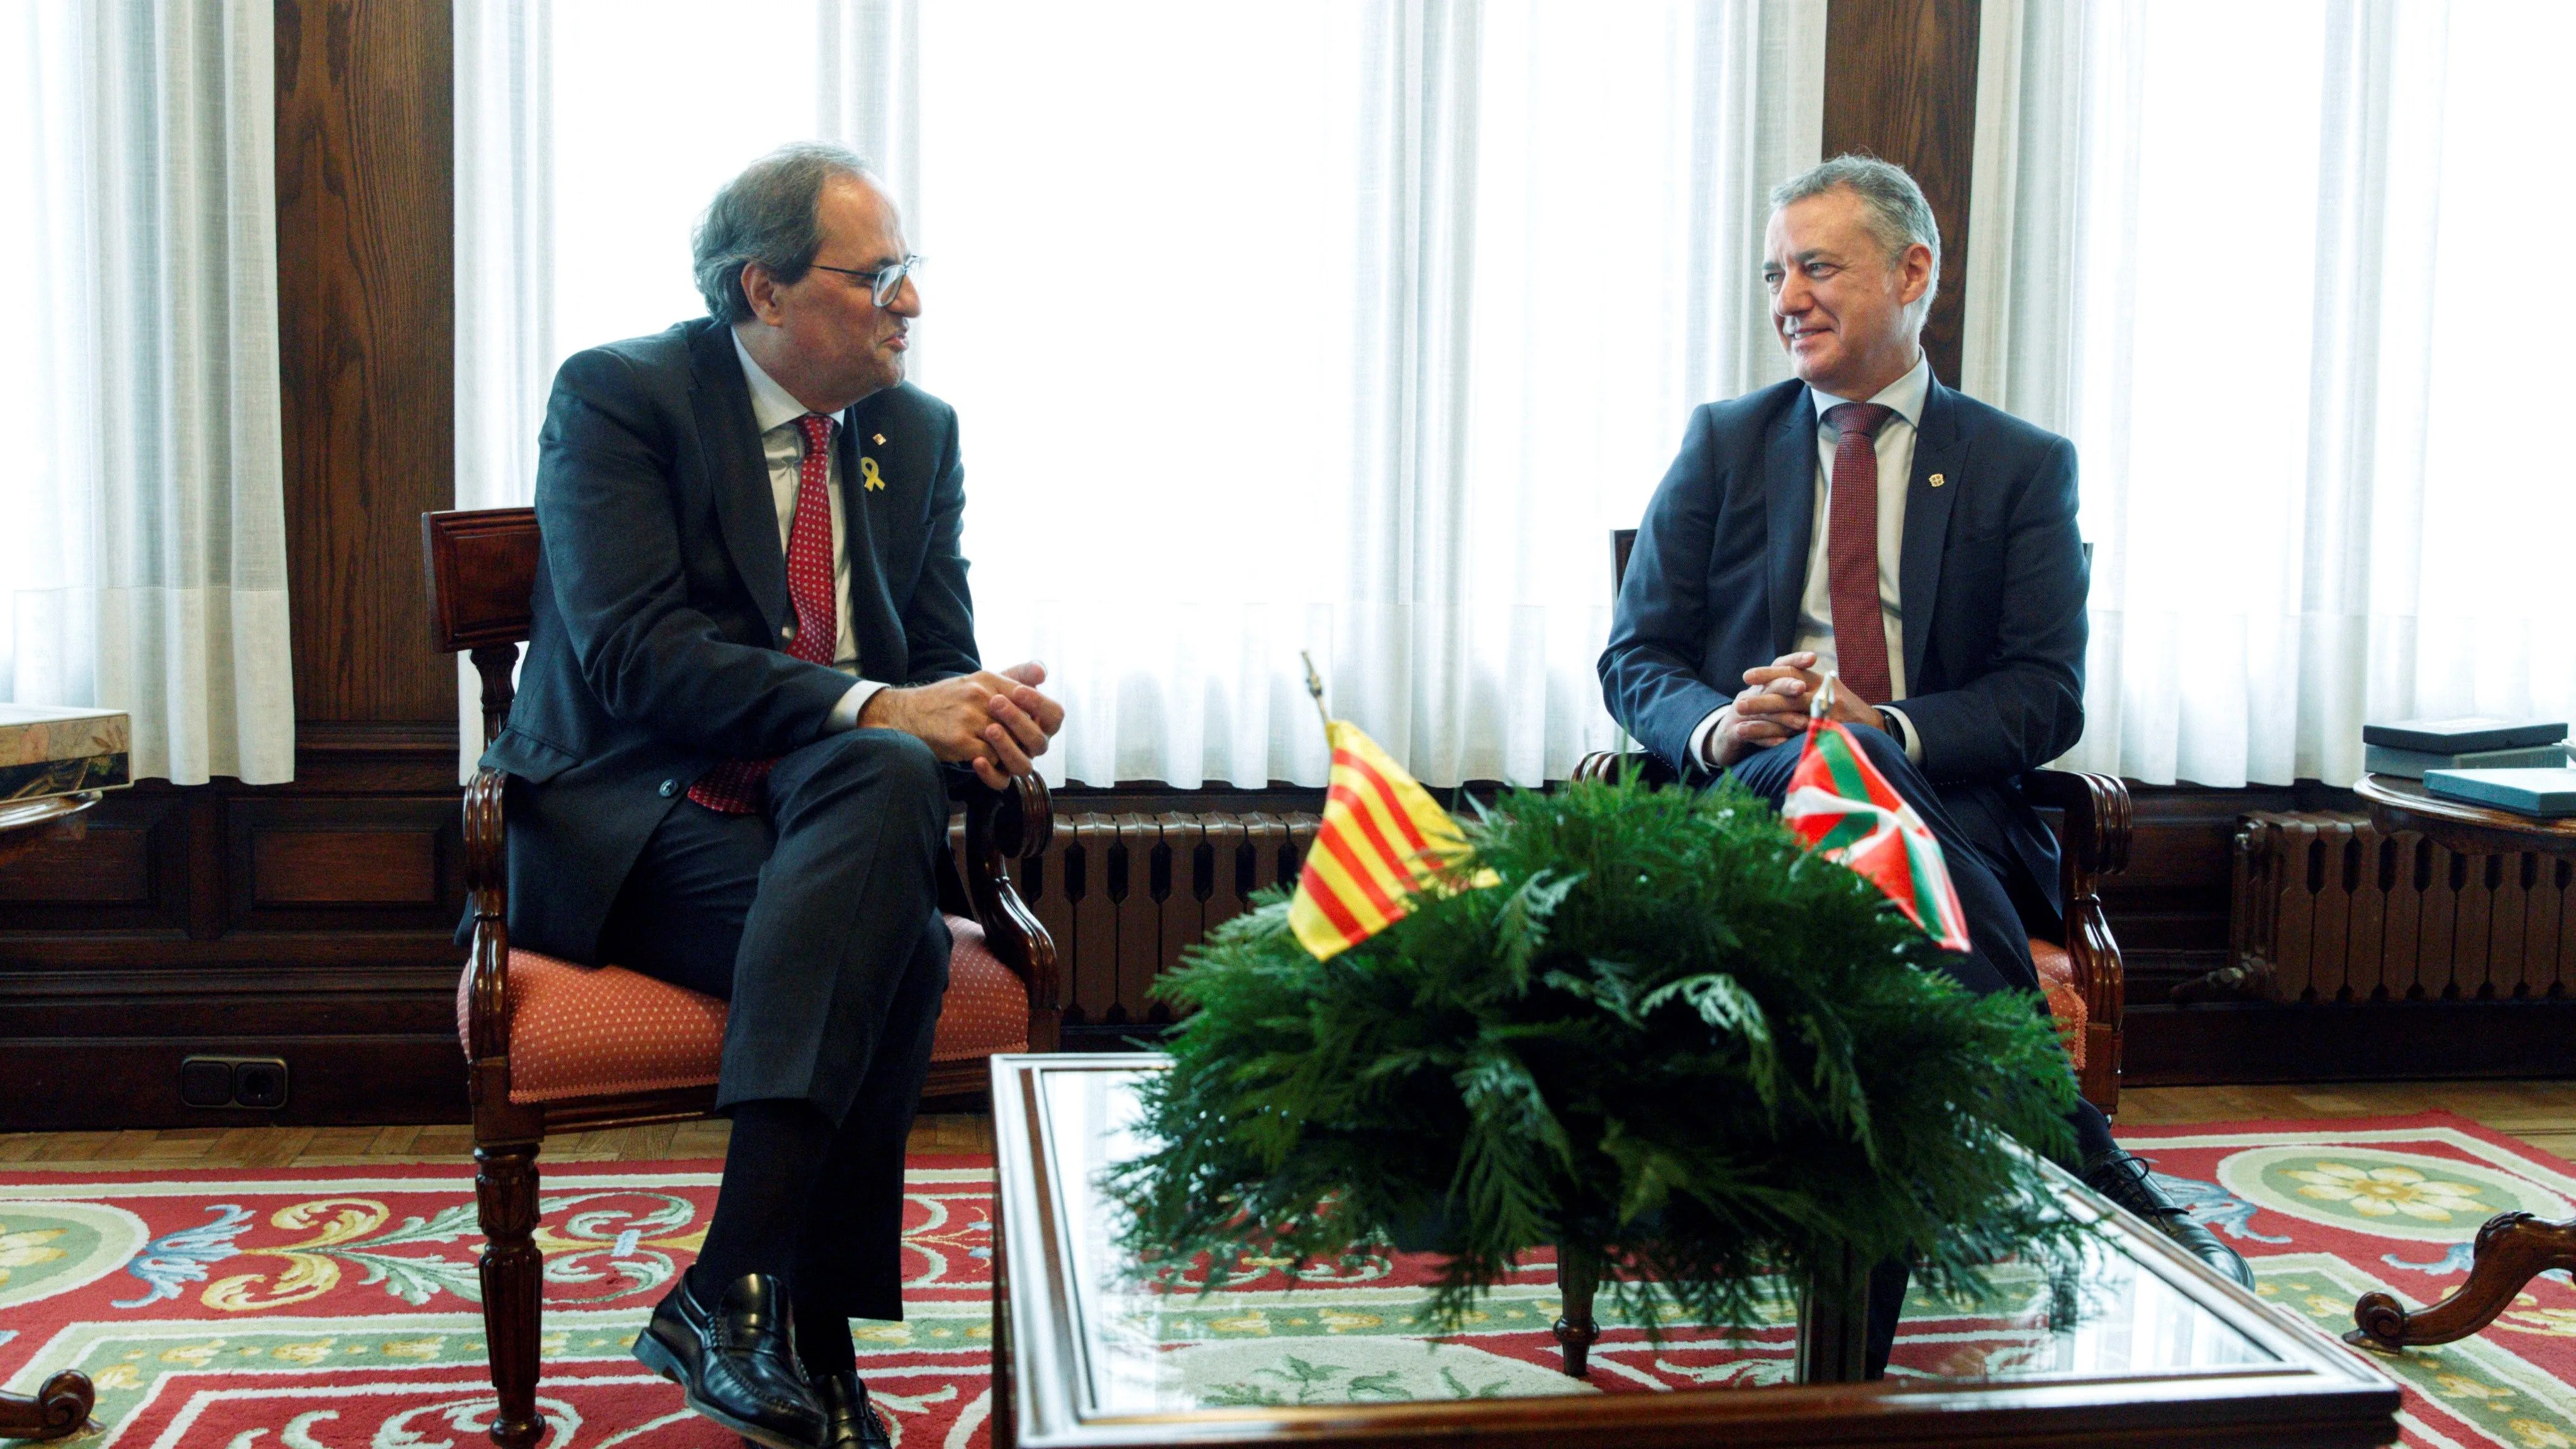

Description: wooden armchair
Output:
[1578,528,2129,1112]
[422,507,1060,1449]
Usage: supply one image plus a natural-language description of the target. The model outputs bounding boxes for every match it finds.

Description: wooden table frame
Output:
[2343,774,2576,1354]
[991,1055,2401,1449]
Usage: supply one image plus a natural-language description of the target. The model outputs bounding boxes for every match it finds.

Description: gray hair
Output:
[692,143,873,322]
[1769,154,1941,314]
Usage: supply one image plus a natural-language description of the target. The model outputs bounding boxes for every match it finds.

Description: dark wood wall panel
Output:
[0,765,469,1129]
[0,818,154,904]
[8,1037,468,1127]
[0,4,467,1131]
[275,0,457,723]
[235,799,457,920]
[252,830,438,905]
[1821,0,1982,384]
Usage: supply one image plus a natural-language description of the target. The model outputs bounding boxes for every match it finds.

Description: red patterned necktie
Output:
[1822,401,1895,705]
[688,413,840,814]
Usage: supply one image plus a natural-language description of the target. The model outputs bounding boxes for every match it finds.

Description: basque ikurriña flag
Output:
[1778,716,1973,952]
[1287,719,1487,960]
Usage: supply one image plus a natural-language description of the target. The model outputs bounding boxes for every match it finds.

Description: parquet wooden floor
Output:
[2119,1079,2576,1163]
[0,1084,2568,1173]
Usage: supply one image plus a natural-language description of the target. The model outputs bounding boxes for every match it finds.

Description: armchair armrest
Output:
[2021,768,2133,884]
[950,772,1062,1052]
[2021,768,2131,1113]
[460,762,547,1138]
[464,765,512,1065]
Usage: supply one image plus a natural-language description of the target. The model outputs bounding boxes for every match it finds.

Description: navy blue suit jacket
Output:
[482,316,980,963]
[1597,375,2087,914]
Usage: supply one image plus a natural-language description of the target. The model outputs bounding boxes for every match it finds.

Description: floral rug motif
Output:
[0,1114,2569,1449]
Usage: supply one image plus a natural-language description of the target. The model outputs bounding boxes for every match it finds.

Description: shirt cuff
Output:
[828,679,889,733]
[1878,703,1924,765]
[1688,706,1729,770]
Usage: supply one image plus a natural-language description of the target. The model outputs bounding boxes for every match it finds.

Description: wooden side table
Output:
[2344,773,2576,1355]
[0,792,99,1441]
[2351,773,2576,862]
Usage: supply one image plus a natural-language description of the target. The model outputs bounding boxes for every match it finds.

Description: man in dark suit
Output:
[1599,156,2247,1371]
[486,143,1061,1449]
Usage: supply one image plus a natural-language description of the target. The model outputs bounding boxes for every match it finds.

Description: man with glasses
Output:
[480,142,1062,1449]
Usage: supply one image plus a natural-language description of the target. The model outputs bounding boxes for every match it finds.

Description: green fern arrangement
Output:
[1110,772,2090,1331]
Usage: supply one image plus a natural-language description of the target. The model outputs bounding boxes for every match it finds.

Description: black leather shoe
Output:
[812,1372,893,1449]
[2082,1149,2257,1289]
[632,1271,827,1449]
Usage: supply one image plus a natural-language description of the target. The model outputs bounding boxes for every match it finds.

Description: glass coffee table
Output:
[989,1054,2399,1449]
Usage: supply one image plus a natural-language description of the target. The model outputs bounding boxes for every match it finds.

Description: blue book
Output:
[2365,742,2573,780]
[2422,768,2576,819]
[2363,716,2567,754]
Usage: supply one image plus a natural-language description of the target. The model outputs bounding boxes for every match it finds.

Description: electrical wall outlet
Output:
[177,1057,234,1108]
[178,1055,291,1110]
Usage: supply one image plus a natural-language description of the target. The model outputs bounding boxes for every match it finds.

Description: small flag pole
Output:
[1811,670,1838,722]
[1299,650,1333,737]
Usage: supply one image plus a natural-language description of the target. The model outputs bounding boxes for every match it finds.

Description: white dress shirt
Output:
[1689,351,1932,769]
[732,330,884,731]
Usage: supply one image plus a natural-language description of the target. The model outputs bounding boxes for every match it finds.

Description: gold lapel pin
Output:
[872,433,886,446]
[1929,473,1946,487]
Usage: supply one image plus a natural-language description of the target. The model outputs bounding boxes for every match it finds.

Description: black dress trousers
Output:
[597,726,952,1320]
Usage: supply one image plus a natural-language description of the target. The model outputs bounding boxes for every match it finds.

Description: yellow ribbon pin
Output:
[858,456,886,491]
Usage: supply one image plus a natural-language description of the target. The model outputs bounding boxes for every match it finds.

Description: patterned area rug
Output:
[2118,1112,2576,1449]
[0,1114,2566,1448]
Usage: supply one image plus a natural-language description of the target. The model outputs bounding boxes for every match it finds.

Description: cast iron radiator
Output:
[955,811,1321,1032]
[2231,811,2573,1004]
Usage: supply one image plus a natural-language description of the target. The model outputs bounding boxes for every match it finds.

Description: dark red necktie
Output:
[689,413,839,814]
[1822,402,1894,705]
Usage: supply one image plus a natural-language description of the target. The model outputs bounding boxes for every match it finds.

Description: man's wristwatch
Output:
[1877,708,1910,753]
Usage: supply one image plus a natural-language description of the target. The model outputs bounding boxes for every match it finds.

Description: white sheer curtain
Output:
[1965,0,2576,789]
[455,0,1825,786]
[0,0,294,785]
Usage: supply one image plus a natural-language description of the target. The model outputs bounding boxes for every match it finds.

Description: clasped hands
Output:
[1706,650,1885,769]
[860,660,1065,790]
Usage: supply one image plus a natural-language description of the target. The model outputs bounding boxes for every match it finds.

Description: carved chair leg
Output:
[1552,1246,1601,1378]
[476,1139,547,1449]
[2348,1211,2576,1351]
[0,1370,94,1441]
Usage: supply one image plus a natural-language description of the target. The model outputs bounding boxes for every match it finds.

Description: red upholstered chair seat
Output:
[2028,935,2087,1071]
[454,914,1030,1106]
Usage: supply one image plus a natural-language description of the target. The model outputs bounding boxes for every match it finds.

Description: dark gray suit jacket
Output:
[483,316,979,963]
[1597,375,2087,913]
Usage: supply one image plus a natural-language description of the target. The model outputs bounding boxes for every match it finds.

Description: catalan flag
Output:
[1288,719,1481,960]
[1778,715,1972,952]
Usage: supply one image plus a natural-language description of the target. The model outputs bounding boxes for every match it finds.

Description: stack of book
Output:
[0,705,131,804]
[2363,717,2575,820]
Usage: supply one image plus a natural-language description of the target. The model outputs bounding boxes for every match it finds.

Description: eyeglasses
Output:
[808,254,924,307]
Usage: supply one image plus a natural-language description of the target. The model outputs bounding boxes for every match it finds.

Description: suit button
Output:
[782,625,795,640]
[658,779,678,797]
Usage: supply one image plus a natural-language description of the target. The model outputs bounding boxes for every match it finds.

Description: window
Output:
[455,0,1826,786]
[1967,0,2575,787]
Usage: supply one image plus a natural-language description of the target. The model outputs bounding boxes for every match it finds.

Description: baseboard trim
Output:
[2124,1001,2576,1086]
[3,1035,469,1130]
